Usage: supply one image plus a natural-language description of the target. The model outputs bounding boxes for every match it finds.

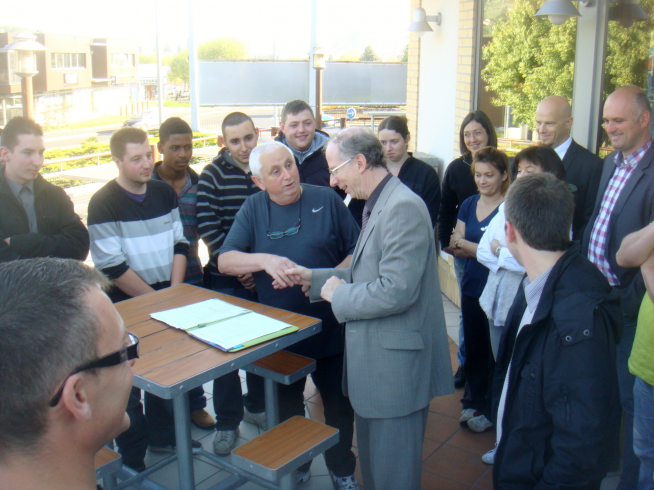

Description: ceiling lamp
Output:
[407,7,442,37]
[535,0,582,25]
[610,0,649,28]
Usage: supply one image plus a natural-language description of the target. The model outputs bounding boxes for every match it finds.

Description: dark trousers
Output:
[115,388,150,470]
[211,283,264,430]
[272,353,356,477]
[461,294,493,412]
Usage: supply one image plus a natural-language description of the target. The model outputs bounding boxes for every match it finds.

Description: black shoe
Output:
[454,365,466,389]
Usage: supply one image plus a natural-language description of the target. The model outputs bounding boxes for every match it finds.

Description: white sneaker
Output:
[467,414,493,433]
[243,407,267,431]
[297,469,311,484]
[482,446,496,465]
[212,428,239,455]
[459,408,480,425]
[330,472,360,489]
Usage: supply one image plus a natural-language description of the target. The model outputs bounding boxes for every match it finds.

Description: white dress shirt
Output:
[554,135,573,161]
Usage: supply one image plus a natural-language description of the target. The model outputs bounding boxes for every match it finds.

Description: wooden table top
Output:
[118,284,322,398]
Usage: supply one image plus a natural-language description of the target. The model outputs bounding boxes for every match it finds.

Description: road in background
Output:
[44,106,277,149]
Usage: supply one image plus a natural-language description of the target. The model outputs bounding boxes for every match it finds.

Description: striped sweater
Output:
[197,148,260,288]
[88,179,189,301]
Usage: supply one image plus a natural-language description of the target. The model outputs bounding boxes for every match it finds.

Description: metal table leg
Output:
[172,393,195,490]
[279,470,298,490]
[264,378,279,430]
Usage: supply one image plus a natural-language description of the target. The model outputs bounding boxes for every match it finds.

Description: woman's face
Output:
[464,120,489,156]
[378,129,409,163]
[474,161,507,197]
[516,159,543,179]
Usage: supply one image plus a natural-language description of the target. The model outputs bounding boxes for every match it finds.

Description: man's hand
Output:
[442,245,454,255]
[285,266,312,286]
[321,276,346,303]
[238,273,256,291]
[264,255,298,289]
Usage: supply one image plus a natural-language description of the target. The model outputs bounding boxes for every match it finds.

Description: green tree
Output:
[168,50,189,85]
[359,45,380,62]
[398,44,409,63]
[139,53,157,64]
[481,0,654,128]
[198,37,248,60]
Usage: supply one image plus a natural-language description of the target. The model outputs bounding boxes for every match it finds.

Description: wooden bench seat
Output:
[95,446,122,489]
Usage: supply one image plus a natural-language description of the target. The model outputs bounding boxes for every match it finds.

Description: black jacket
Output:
[582,142,654,322]
[347,154,440,228]
[0,171,89,262]
[562,140,603,241]
[274,129,345,198]
[437,154,478,249]
[492,244,621,490]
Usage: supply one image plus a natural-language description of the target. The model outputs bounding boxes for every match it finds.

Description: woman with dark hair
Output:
[450,146,509,435]
[476,145,567,465]
[439,110,498,388]
[347,115,440,228]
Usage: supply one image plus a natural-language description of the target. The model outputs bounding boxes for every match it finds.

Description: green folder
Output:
[227,326,299,352]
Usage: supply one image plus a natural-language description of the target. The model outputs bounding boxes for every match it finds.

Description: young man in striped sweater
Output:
[197,112,264,455]
[88,127,191,471]
[152,117,215,431]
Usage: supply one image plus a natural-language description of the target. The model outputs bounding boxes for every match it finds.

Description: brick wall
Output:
[406,0,422,152]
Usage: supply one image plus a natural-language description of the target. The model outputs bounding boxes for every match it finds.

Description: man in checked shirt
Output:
[582,84,654,490]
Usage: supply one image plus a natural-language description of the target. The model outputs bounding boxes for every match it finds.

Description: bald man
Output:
[582,85,654,490]
[535,96,603,240]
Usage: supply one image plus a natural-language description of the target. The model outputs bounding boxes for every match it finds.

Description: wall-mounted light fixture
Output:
[407,7,442,37]
[535,0,591,25]
[610,0,649,28]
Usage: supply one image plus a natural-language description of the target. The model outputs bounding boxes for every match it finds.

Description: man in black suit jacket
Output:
[536,96,603,240]
[582,85,654,490]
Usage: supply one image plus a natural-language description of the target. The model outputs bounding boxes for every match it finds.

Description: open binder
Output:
[150,299,298,352]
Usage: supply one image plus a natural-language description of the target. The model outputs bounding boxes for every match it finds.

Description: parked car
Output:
[123,110,161,132]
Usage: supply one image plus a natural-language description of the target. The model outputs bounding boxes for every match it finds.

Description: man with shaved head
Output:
[535,95,603,240]
[582,85,654,490]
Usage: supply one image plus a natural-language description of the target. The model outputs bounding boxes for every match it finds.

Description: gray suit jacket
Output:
[311,177,454,419]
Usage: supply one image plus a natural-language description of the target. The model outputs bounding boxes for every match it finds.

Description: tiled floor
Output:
[105,294,622,490]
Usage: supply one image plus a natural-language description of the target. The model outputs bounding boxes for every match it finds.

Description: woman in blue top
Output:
[450,147,510,433]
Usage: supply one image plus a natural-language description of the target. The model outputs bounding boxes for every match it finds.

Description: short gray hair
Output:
[328,127,387,169]
[249,141,294,178]
[0,258,111,460]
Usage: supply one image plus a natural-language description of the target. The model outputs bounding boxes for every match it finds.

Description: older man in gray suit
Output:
[288,127,453,490]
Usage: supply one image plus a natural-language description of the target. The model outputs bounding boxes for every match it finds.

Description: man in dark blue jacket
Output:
[492,174,621,489]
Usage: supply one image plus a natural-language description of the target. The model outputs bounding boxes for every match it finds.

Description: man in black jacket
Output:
[274,99,344,198]
[0,117,89,262]
[535,96,603,241]
[492,174,621,489]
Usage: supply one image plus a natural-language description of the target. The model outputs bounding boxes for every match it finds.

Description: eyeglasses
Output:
[267,191,302,239]
[328,157,354,176]
[49,332,140,407]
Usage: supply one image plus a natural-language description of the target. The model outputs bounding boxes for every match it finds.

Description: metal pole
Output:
[308,0,317,105]
[1,98,6,125]
[264,378,279,430]
[188,0,200,131]
[155,0,164,128]
[315,69,322,129]
[172,394,195,490]
[21,76,34,119]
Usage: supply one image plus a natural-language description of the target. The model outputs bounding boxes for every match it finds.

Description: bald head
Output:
[535,96,573,148]
[603,85,652,155]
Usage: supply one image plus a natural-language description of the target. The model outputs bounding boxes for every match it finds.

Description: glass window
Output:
[64,53,72,68]
[78,53,86,68]
[57,53,64,68]
[478,0,577,143]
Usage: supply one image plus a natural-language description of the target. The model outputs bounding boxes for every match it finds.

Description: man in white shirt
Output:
[490,173,621,488]
[535,96,603,240]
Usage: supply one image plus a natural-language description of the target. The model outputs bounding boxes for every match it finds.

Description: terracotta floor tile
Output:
[429,392,463,420]
[424,412,461,443]
[447,429,496,455]
[421,471,471,490]
[449,342,459,354]
[422,444,488,485]
[422,438,442,462]
[473,467,494,490]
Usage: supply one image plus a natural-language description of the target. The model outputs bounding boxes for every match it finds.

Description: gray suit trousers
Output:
[355,406,429,490]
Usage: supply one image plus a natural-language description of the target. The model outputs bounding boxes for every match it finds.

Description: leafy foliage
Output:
[198,37,248,60]
[139,54,157,64]
[398,44,409,63]
[360,45,380,62]
[168,50,189,85]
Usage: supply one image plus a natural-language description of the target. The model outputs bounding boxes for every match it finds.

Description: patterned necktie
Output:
[361,205,371,234]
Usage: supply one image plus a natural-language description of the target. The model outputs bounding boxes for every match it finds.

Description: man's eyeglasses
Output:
[328,157,354,176]
[267,192,302,239]
[49,332,140,407]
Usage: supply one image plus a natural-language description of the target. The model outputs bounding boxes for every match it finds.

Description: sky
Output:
[3,0,411,61]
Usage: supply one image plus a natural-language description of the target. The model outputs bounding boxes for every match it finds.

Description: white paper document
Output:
[150,299,249,331]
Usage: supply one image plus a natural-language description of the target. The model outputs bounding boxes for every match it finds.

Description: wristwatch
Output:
[495,245,503,258]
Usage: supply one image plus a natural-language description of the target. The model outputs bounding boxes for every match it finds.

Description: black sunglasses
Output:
[49,333,140,407]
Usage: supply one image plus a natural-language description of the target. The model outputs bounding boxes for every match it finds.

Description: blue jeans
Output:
[211,284,264,430]
[618,320,640,490]
[634,376,654,490]
[453,256,466,366]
